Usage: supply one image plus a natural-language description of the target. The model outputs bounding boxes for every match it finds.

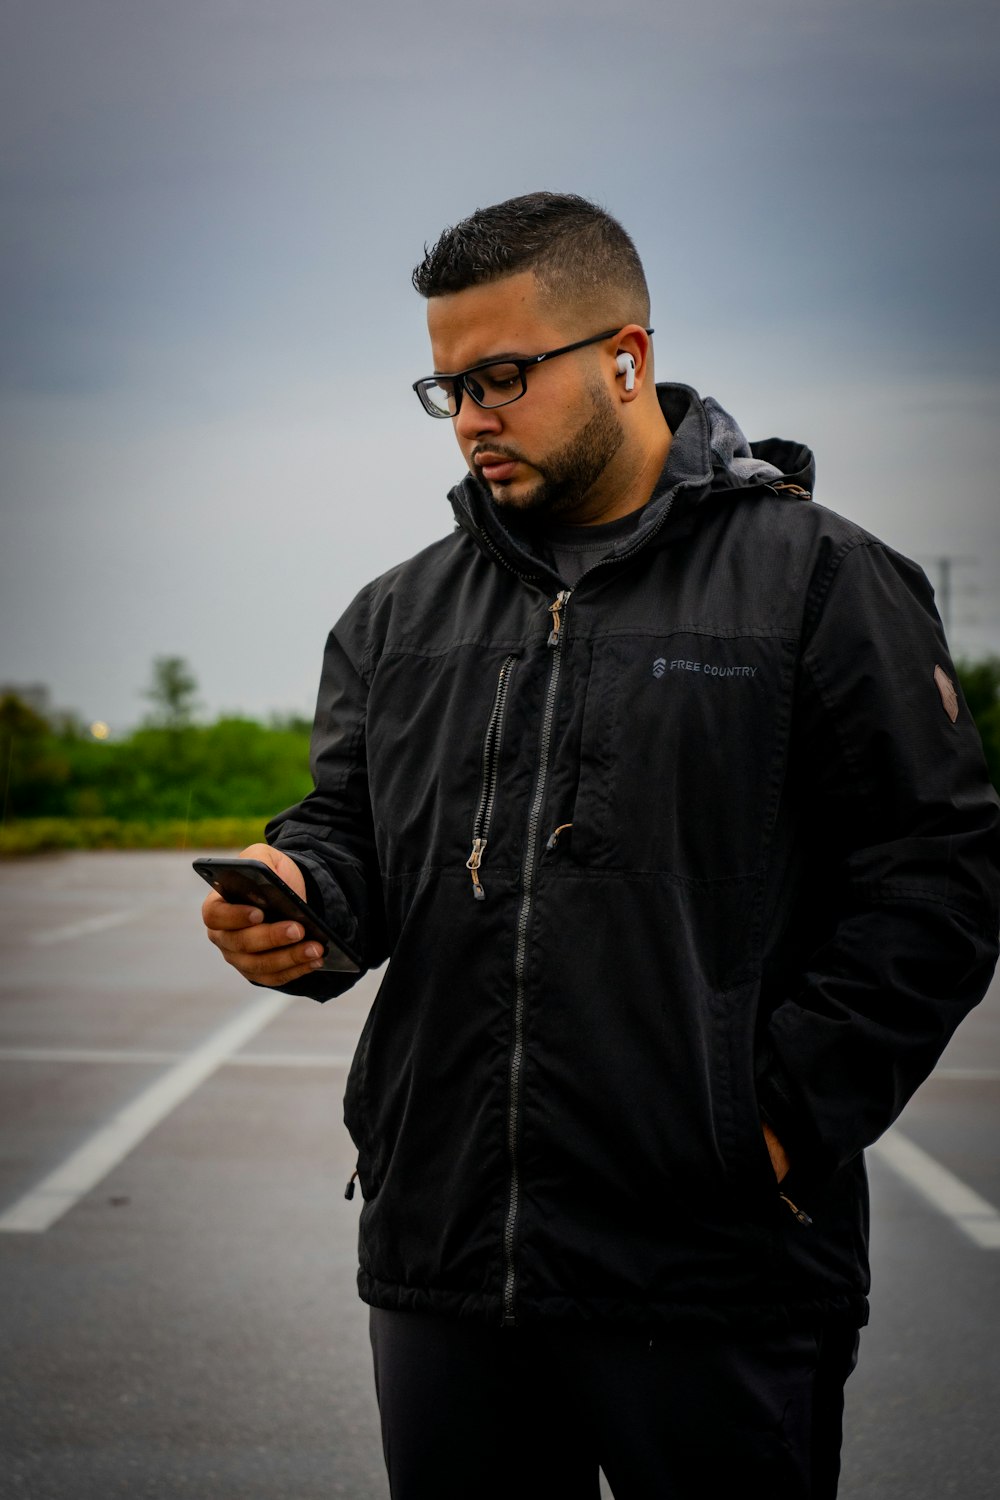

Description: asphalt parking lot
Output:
[1,850,998,1498]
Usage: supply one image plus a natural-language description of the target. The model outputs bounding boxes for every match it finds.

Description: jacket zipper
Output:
[466,655,518,900]
[547,592,568,645]
[491,512,691,1322]
[779,1192,813,1226]
[502,589,572,1325]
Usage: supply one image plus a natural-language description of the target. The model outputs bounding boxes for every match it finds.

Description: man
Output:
[202,192,1000,1498]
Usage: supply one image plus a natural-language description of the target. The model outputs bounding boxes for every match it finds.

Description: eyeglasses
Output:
[412,326,654,419]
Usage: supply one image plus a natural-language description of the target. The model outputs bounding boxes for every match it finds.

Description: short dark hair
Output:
[412,191,650,325]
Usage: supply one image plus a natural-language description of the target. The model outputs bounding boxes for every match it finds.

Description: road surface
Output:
[1,851,998,1498]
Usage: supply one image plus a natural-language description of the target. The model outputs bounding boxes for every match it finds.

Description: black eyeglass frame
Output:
[412,326,654,418]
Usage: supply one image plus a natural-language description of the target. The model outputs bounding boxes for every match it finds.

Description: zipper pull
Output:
[779,1192,813,1226]
[545,823,574,851]
[466,836,488,900]
[771,481,812,499]
[547,589,572,647]
[344,1167,359,1200]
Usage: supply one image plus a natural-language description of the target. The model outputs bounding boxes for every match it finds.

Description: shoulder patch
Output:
[933,664,959,724]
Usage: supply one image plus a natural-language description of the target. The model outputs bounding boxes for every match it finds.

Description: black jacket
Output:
[267,385,1000,1331]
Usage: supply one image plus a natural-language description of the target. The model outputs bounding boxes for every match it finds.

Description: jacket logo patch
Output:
[934,664,959,723]
[656,658,759,680]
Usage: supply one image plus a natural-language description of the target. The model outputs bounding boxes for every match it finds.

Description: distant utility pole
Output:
[923,555,976,635]
[937,556,955,634]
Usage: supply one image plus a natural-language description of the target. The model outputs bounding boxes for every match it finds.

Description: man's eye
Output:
[480,366,520,393]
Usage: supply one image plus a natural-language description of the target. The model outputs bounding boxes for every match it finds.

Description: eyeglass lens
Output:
[423,362,526,416]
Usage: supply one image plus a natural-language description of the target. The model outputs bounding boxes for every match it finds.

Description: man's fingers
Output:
[201,892,265,931]
[233,941,325,978]
[207,936,326,983]
[205,915,326,982]
[213,933,321,967]
[208,918,316,955]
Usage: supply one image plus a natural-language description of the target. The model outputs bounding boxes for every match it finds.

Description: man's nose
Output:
[454,391,503,443]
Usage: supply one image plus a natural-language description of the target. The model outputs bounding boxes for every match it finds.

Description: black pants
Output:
[370,1308,859,1500]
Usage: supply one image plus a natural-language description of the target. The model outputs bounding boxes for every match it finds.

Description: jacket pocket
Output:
[570,634,791,878]
[705,979,785,1205]
[344,1005,382,1196]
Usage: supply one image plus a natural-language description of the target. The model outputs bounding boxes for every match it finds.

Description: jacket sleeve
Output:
[264,581,389,1000]
[755,537,1000,1198]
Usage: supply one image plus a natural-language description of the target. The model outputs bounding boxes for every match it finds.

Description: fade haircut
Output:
[412,191,651,327]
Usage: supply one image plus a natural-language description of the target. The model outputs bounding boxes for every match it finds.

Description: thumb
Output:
[237,842,307,902]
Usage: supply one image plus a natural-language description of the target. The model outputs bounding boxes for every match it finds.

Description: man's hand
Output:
[201,843,327,988]
[762,1121,790,1183]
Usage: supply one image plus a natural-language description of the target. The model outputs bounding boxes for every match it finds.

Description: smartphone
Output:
[193,856,361,974]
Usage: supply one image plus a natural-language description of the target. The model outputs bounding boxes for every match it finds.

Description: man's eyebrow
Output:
[432,350,528,376]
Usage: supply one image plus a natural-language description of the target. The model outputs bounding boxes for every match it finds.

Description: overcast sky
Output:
[2,0,998,731]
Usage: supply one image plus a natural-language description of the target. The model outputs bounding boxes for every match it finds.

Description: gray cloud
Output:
[2,0,998,726]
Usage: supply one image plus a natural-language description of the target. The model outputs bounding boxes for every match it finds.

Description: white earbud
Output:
[616,352,636,392]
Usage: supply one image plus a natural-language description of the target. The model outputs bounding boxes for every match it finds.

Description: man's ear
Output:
[612,326,652,402]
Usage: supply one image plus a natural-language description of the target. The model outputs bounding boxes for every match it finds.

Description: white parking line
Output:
[28,910,145,946]
[871,1129,1000,1250]
[934,1067,1000,1081]
[227,1052,352,1068]
[0,1047,352,1068]
[0,1047,182,1065]
[0,993,292,1234]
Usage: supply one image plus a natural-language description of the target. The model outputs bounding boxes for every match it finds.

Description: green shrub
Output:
[956,658,1000,790]
[1,708,311,823]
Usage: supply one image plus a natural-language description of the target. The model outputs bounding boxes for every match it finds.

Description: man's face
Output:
[425,271,625,520]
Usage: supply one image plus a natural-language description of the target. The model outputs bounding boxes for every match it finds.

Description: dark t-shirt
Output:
[538,509,645,588]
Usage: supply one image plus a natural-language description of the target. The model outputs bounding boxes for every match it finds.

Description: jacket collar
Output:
[448,383,816,585]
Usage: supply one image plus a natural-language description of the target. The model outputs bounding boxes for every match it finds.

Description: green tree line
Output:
[0,658,314,853]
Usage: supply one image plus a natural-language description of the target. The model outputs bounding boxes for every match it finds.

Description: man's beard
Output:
[485,381,625,519]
